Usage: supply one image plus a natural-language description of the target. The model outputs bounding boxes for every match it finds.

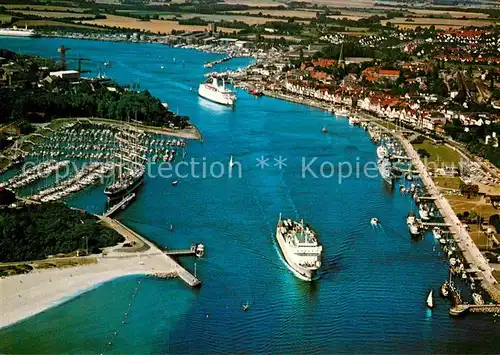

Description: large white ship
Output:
[0,25,38,37]
[198,77,236,106]
[275,214,322,281]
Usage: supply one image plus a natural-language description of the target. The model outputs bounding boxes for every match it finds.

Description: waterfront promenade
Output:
[265,88,500,302]
[398,135,500,301]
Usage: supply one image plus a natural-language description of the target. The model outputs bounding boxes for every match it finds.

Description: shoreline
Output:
[0,217,182,330]
[51,118,202,140]
[264,88,500,302]
[0,255,173,329]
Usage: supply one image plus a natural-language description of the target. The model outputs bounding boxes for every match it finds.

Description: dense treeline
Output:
[0,64,189,128]
[0,203,124,262]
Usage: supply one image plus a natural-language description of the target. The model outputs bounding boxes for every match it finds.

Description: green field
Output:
[0,14,13,23]
[434,176,463,190]
[413,139,461,167]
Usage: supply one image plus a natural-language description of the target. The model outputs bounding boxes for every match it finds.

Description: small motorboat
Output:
[370,217,380,226]
[242,303,249,312]
[172,180,178,186]
[441,282,449,298]
[472,292,484,305]
[321,127,328,133]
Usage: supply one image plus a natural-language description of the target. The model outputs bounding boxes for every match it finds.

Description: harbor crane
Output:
[56,45,91,73]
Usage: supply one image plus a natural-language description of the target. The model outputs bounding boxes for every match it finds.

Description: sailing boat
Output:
[426,290,434,309]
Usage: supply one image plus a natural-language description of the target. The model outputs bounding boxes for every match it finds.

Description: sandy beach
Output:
[0,252,177,329]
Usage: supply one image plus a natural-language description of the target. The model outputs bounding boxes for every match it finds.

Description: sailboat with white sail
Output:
[426,290,434,309]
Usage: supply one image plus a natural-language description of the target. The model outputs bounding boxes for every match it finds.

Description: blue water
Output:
[0,37,498,354]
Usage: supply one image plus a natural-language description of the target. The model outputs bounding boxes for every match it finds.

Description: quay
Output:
[391,155,411,161]
[103,193,136,217]
[96,216,202,287]
[204,55,233,68]
[165,243,204,258]
[449,304,500,316]
[420,221,452,228]
[369,117,500,302]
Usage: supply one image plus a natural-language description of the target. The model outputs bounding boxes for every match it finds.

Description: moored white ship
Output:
[377,145,388,159]
[275,214,322,281]
[378,157,393,185]
[0,25,38,37]
[198,77,236,106]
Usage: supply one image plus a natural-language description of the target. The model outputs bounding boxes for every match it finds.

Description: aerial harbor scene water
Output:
[0,1,500,353]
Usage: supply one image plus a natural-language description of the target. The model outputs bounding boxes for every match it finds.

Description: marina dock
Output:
[204,55,233,68]
[449,304,500,316]
[371,120,500,302]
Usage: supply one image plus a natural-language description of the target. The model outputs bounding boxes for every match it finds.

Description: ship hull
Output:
[104,173,144,201]
[198,84,235,106]
[0,31,37,37]
[275,228,317,281]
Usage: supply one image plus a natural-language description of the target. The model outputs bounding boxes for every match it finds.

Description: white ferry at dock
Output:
[198,77,236,106]
[0,25,38,37]
[275,214,322,281]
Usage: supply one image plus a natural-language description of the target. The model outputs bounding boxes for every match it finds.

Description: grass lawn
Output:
[0,14,13,22]
[434,176,462,190]
[412,139,461,167]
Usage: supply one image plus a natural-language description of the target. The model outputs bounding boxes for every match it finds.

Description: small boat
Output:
[195,243,205,258]
[249,88,264,97]
[242,303,249,312]
[321,127,328,133]
[370,217,380,226]
[172,180,178,186]
[160,64,165,69]
[432,227,441,239]
[170,224,173,232]
[472,293,484,305]
[441,282,449,298]
[427,290,434,309]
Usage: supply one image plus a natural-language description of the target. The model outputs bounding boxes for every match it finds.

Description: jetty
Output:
[420,221,452,228]
[97,216,202,288]
[165,243,204,258]
[449,304,500,316]
[103,193,136,217]
[204,55,233,68]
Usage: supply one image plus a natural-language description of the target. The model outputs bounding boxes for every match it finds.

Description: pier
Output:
[103,193,136,217]
[420,221,452,228]
[97,216,202,288]
[449,304,500,316]
[204,55,233,68]
[165,243,203,258]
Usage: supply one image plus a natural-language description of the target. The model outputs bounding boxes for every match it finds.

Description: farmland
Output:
[13,19,102,30]
[381,17,497,28]
[1,4,89,12]
[0,14,13,23]
[9,10,96,19]
[230,9,321,18]
[81,14,239,34]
